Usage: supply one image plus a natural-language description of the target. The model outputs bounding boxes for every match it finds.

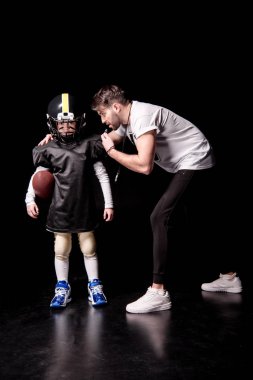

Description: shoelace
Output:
[55,288,68,298]
[134,289,154,302]
[139,288,166,301]
[91,285,103,295]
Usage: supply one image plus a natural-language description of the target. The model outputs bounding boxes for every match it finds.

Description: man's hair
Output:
[91,84,129,110]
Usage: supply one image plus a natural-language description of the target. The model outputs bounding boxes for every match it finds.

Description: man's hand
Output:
[38,134,53,146]
[101,133,115,153]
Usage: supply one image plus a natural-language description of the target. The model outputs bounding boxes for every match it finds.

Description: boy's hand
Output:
[26,203,39,219]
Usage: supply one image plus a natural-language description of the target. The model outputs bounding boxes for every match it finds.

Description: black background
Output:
[2,4,249,296]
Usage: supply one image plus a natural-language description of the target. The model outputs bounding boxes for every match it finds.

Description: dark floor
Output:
[2,162,250,379]
[0,276,252,380]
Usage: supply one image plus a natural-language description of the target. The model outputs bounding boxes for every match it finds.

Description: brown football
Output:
[32,170,55,200]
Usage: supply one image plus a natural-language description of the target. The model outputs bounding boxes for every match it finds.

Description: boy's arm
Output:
[25,166,49,219]
[25,166,49,205]
[93,161,114,221]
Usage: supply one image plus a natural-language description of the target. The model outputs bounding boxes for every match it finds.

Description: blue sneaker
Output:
[50,280,71,308]
[88,279,107,306]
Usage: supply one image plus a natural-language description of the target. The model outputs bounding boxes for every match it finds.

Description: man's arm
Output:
[106,130,124,145]
[101,130,156,175]
[37,130,121,147]
[37,134,53,146]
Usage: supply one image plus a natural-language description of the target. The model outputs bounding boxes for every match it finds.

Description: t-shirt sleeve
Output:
[132,113,160,139]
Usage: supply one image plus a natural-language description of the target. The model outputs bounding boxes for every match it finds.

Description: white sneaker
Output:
[201,273,242,293]
[126,287,172,314]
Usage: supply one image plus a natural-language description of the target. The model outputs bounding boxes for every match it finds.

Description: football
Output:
[32,170,55,200]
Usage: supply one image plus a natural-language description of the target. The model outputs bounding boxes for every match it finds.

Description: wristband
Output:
[106,145,115,154]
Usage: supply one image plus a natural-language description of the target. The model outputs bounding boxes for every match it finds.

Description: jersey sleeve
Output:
[89,135,106,161]
[32,146,51,169]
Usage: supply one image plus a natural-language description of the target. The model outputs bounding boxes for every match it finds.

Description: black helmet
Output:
[47,93,86,144]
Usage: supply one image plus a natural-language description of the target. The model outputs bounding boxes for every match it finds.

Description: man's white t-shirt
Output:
[116,101,215,173]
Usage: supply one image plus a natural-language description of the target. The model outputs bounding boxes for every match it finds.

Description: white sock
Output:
[83,254,99,281]
[54,258,69,282]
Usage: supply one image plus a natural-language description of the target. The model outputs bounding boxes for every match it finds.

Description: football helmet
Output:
[47,93,86,144]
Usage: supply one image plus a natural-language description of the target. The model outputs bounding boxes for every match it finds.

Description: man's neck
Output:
[123,102,132,126]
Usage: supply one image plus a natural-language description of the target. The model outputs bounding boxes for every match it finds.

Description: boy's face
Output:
[56,121,77,137]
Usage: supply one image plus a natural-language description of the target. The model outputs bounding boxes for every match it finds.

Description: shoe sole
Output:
[50,297,72,308]
[126,302,172,314]
[201,286,242,293]
[88,296,107,306]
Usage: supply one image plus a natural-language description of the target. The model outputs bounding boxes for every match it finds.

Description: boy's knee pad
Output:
[54,232,72,260]
[78,231,96,257]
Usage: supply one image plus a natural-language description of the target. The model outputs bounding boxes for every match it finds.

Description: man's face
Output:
[96,105,121,130]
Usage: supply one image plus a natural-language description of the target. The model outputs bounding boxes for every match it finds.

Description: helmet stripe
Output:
[62,93,69,113]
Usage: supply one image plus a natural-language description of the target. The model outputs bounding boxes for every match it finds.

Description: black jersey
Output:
[32,135,104,233]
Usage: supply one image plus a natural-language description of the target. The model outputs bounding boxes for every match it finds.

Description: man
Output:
[91,84,225,314]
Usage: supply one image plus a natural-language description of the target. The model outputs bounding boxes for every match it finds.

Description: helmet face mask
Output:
[47,93,86,144]
[55,120,77,144]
